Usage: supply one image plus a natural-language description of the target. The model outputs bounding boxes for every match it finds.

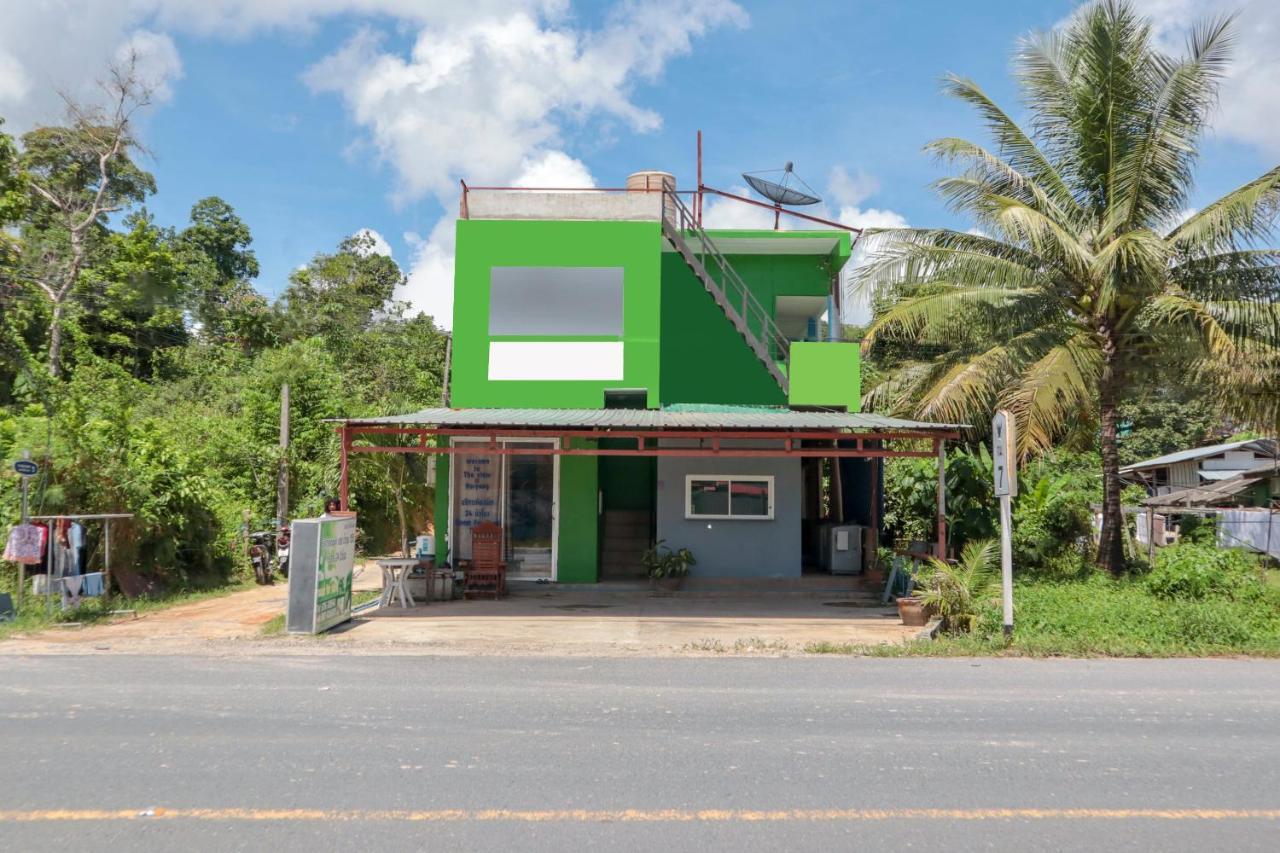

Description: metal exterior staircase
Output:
[661,191,791,393]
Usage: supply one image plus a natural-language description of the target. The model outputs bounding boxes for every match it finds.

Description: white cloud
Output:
[511,150,596,189]
[303,3,745,203]
[352,227,393,257]
[700,185,779,230]
[302,2,743,328]
[116,30,184,105]
[401,218,457,329]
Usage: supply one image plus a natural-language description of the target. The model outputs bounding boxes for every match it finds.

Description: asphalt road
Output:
[2,655,1278,851]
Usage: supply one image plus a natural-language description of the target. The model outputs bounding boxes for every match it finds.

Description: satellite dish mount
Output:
[742,162,822,230]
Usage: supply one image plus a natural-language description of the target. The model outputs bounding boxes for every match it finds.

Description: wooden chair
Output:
[465,522,507,600]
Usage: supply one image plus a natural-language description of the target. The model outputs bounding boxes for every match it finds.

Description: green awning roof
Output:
[335,406,963,432]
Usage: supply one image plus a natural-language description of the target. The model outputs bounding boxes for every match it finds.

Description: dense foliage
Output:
[1,101,446,595]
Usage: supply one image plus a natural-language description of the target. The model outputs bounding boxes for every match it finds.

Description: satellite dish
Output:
[742,162,822,207]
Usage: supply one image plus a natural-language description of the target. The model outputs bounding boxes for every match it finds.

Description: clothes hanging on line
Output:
[61,575,83,610]
[51,518,81,578]
[80,572,105,597]
[3,524,44,565]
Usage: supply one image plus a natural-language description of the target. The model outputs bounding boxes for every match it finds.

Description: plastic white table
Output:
[375,559,419,609]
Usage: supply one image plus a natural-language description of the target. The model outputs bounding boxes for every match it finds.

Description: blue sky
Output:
[3,0,1278,326]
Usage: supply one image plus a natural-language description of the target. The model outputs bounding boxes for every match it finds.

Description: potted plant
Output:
[896,594,928,626]
[642,540,696,593]
[911,539,998,632]
[865,546,893,586]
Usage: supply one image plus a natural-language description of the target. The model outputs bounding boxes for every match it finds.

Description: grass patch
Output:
[352,589,382,608]
[259,613,286,637]
[804,571,1280,658]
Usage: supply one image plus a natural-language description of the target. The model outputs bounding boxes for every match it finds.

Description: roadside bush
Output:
[1145,543,1262,601]
[1012,453,1098,575]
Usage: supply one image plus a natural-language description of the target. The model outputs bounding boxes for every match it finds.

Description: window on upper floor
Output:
[489,266,623,336]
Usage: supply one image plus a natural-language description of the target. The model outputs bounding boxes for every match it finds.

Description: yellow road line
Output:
[0,808,1278,823]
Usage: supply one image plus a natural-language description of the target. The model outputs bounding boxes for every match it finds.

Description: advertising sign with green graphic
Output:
[286,515,356,634]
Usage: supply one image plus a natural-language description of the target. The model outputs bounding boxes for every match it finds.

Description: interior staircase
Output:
[660,192,791,394]
[600,510,653,580]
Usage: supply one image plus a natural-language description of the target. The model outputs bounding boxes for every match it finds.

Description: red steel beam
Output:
[698,185,864,234]
[343,426,961,442]
[348,444,938,459]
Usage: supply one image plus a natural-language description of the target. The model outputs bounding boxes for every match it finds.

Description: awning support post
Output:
[339,426,351,511]
[936,438,947,560]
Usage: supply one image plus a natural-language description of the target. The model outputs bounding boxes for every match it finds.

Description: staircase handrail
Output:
[662,191,792,370]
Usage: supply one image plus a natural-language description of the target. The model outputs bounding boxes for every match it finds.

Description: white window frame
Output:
[684,474,775,521]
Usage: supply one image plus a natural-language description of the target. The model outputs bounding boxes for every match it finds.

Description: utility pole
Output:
[276,383,290,530]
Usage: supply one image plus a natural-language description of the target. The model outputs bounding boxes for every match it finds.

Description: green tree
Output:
[276,232,404,345]
[75,211,187,378]
[16,58,156,377]
[176,196,267,346]
[858,0,1280,573]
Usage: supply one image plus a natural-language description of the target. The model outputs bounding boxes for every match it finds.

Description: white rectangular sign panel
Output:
[992,409,1017,498]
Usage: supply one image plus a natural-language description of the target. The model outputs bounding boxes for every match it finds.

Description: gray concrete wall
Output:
[655,455,802,579]
[466,190,664,221]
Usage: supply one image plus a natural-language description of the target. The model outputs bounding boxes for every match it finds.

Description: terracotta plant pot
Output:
[897,596,928,627]
[650,575,685,593]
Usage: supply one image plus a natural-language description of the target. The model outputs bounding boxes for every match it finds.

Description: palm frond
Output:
[938,75,1082,221]
[1168,166,1280,252]
[863,287,1040,348]
[998,334,1101,456]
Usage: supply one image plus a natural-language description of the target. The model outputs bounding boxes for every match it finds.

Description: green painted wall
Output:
[706,229,851,307]
[599,451,654,511]
[434,452,450,562]
[788,342,861,411]
[557,441,599,583]
[723,252,839,307]
[451,219,663,408]
[659,253,788,406]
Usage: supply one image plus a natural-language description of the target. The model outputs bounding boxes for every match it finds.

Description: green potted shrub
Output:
[912,539,999,632]
[642,540,696,593]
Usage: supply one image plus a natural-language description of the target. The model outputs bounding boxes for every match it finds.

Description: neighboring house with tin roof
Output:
[1121,439,1277,497]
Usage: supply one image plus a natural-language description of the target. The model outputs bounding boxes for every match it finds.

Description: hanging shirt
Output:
[67,522,84,576]
[3,524,44,565]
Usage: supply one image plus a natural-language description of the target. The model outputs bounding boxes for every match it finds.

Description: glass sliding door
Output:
[504,451,555,578]
[451,439,557,579]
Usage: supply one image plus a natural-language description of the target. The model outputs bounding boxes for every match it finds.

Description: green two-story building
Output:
[338,175,956,584]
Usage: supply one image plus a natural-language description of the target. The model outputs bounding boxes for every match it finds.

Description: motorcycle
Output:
[248,530,277,585]
[276,526,291,578]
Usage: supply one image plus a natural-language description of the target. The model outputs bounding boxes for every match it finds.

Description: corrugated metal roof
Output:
[1119,438,1277,473]
[1143,476,1259,507]
[335,406,962,432]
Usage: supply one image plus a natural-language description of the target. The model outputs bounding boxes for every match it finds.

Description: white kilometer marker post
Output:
[991,410,1017,638]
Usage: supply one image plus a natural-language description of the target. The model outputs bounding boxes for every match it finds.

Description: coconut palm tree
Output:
[857,0,1280,573]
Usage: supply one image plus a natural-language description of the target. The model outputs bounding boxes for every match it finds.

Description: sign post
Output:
[991,411,1017,638]
[13,452,39,608]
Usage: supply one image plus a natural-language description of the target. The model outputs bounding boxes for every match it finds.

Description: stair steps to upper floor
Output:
[660,193,791,394]
[600,509,653,579]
